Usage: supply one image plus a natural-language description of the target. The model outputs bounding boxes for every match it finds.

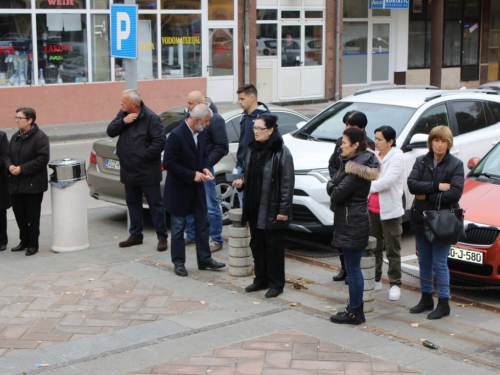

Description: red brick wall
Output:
[0,78,206,127]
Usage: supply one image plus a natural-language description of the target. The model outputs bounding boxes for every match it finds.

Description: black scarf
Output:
[245,130,278,213]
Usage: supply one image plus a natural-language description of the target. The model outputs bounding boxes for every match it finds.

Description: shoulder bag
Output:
[423,193,466,244]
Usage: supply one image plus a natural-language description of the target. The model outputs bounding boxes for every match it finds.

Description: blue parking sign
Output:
[110,4,138,59]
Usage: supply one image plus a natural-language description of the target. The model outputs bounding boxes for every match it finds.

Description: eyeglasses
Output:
[252,126,268,131]
[14,116,27,121]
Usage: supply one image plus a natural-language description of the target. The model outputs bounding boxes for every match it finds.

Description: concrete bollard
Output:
[227,209,253,277]
[362,236,377,313]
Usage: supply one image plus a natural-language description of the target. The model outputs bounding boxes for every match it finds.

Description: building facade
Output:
[0,0,498,125]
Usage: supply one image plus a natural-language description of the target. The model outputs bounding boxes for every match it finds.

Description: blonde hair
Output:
[427,125,453,151]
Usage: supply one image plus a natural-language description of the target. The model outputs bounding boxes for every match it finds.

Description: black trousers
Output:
[11,193,44,249]
[248,212,285,290]
[0,209,7,246]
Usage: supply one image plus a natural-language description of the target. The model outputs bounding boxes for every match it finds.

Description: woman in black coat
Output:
[328,127,380,325]
[5,107,50,256]
[407,125,464,320]
[0,131,11,251]
[232,115,294,298]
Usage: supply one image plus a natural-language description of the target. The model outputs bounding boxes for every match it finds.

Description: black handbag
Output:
[423,193,466,245]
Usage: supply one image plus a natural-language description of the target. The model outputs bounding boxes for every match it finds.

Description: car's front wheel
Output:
[216,175,240,225]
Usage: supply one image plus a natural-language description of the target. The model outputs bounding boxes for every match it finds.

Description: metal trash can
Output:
[48,158,89,252]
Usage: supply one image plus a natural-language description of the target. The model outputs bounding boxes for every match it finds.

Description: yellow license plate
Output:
[448,247,483,264]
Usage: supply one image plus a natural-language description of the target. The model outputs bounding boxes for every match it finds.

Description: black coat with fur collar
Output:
[241,135,294,230]
[330,150,381,250]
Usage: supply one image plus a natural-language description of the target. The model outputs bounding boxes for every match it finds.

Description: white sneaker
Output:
[374,281,383,291]
[389,285,401,301]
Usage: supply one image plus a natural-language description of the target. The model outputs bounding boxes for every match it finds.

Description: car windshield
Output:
[470,143,500,179]
[294,101,416,142]
[159,111,185,134]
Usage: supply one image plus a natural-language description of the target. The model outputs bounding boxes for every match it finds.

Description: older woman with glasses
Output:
[5,107,49,256]
[232,115,294,298]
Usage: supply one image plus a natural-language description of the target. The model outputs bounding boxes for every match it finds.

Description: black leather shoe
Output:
[265,288,283,298]
[26,247,38,256]
[174,264,188,277]
[11,243,27,252]
[0,244,6,251]
[245,283,269,293]
[198,258,226,270]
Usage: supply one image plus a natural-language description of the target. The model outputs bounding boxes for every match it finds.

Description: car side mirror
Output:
[467,157,480,170]
[407,133,428,150]
[296,121,307,130]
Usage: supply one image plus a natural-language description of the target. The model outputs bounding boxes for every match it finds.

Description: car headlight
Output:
[307,169,330,183]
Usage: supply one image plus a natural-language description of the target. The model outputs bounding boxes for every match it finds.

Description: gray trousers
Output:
[369,212,403,287]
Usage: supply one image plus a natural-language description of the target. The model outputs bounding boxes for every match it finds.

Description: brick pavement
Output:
[0,267,208,357]
[124,329,422,375]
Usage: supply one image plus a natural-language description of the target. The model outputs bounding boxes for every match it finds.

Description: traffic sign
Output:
[110,4,138,59]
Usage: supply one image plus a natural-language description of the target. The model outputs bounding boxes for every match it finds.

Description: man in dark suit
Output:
[163,103,226,277]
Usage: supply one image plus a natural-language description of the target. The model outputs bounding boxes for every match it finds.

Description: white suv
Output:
[286,86,500,234]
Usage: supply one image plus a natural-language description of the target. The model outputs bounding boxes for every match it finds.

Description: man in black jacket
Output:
[184,91,229,252]
[328,110,375,283]
[107,89,168,251]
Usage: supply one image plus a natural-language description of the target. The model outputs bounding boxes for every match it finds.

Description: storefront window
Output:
[161,0,200,10]
[408,20,431,68]
[160,14,201,79]
[0,14,32,86]
[36,0,86,9]
[209,0,233,20]
[257,24,277,56]
[91,14,110,81]
[37,14,87,84]
[90,0,108,9]
[257,9,277,20]
[343,0,368,18]
[116,14,157,80]
[443,21,461,67]
[113,0,156,10]
[343,22,368,84]
[0,0,30,9]
[209,28,233,76]
[305,25,322,66]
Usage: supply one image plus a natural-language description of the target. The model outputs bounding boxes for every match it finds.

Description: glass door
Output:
[206,26,236,102]
[371,23,390,82]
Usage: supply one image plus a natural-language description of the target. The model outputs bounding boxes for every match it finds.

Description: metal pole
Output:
[124,0,138,90]
[244,0,250,84]
[334,0,341,101]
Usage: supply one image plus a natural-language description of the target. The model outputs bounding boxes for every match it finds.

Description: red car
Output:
[449,142,500,284]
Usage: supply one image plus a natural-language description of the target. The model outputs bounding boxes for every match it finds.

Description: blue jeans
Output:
[185,167,224,245]
[170,200,212,266]
[125,184,168,239]
[415,234,451,299]
[343,249,364,309]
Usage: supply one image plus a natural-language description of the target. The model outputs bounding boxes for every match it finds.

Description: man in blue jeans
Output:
[184,91,229,252]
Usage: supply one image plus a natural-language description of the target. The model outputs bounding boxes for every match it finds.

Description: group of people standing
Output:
[327,110,464,325]
[0,107,49,257]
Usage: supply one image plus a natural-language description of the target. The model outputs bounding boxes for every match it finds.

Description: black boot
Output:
[330,303,365,325]
[409,292,434,314]
[333,254,347,281]
[427,298,450,320]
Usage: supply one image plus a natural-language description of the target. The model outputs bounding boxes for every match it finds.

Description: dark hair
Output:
[374,125,397,147]
[342,110,355,125]
[344,111,368,129]
[236,83,258,97]
[257,114,278,129]
[16,107,36,123]
[343,127,367,152]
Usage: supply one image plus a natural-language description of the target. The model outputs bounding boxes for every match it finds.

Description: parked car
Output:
[285,86,500,234]
[256,38,277,56]
[478,81,500,94]
[449,142,500,284]
[87,106,308,224]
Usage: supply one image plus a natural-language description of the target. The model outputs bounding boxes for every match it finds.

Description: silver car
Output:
[87,106,308,223]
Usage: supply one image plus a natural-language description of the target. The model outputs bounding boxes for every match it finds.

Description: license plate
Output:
[448,247,483,264]
[105,159,120,170]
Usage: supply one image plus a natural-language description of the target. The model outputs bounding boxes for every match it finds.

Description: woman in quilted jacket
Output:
[328,127,380,325]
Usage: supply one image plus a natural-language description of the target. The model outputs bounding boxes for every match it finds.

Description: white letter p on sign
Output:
[117,12,130,50]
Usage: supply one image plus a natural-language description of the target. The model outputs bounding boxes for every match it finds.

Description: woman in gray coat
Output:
[0,131,11,251]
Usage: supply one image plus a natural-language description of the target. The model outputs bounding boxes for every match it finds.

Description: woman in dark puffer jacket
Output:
[407,125,464,320]
[328,127,380,325]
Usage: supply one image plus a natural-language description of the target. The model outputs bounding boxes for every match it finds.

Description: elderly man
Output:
[184,91,229,252]
[107,89,168,251]
[163,103,226,277]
